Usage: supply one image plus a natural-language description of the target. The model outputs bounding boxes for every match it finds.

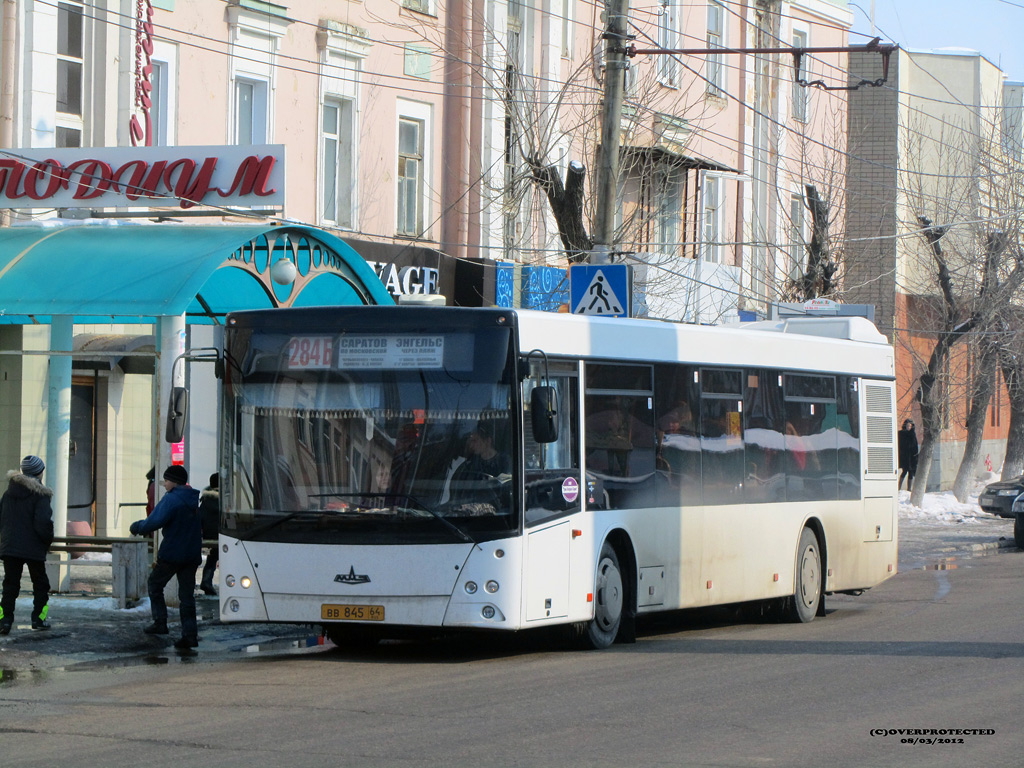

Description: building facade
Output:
[0,0,861,539]
[846,47,1023,488]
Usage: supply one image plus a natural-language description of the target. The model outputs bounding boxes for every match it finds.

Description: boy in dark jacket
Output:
[0,455,55,634]
[130,465,202,649]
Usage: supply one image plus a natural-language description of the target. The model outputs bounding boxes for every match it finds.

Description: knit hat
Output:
[163,465,188,485]
[20,455,45,477]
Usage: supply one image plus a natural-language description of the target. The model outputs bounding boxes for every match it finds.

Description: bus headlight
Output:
[241,576,251,589]
[485,580,499,593]
[464,581,478,594]
[481,606,495,619]
[225,575,236,588]
[228,599,240,613]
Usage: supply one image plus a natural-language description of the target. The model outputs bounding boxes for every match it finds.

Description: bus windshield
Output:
[222,318,517,545]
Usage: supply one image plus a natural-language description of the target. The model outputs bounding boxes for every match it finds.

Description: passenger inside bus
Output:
[656,402,698,489]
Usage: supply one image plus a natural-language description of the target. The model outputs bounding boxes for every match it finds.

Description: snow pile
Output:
[898,489,987,525]
[11,596,151,614]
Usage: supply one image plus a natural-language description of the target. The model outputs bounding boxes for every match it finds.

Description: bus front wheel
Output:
[786,528,822,623]
[573,541,624,650]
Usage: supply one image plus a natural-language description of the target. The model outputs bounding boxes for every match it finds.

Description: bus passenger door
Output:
[522,361,580,622]
[525,520,570,621]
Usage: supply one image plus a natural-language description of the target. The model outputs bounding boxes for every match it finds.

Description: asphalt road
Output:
[0,523,1021,768]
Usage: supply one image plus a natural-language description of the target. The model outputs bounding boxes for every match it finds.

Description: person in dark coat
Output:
[898,419,919,491]
[0,455,55,634]
[198,473,220,596]
[145,466,156,517]
[130,465,202,650]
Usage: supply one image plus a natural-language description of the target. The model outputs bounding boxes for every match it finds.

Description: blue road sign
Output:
[569,264,632,317]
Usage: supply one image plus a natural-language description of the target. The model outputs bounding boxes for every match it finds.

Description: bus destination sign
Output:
[286,336,334,370]
[337,335,446,370]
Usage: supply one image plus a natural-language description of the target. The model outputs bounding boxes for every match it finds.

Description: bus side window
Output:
[654,364,701,507]
[584,363,657,510]
[784,374,838,502]
[743,369,785,504]
[699,368,744,505]
[524,369,580,525]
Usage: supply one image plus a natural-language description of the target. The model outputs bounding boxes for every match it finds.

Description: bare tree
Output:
[908,225,1021,507]
[997,309,1024,479]
[950,334,998,501]
[780,103,850,303]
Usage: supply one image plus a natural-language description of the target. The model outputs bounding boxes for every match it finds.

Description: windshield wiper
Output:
[237,510,309,541]
[361,492,479,548]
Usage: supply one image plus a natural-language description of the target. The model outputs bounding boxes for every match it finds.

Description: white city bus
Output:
[216,306,898,649]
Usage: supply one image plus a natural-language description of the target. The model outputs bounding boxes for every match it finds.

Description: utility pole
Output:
[591,0,629,265]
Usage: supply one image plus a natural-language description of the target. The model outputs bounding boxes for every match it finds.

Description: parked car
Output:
[1012,495,1024,549]
[978,476,1024,518]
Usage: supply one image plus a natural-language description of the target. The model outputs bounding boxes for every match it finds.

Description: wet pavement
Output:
[897,507,1016,568]
[0,570,325,679]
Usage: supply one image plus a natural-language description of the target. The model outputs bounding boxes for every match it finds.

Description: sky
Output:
[848,0,1024,82]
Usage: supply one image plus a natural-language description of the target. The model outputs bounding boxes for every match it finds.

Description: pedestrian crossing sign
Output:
[569,264,632,317]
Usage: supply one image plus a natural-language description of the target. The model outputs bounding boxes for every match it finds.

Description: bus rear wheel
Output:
[573,542,624,650]
[786,528,822,623]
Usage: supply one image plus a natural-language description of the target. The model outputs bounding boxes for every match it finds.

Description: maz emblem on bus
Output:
[335,567,371,585]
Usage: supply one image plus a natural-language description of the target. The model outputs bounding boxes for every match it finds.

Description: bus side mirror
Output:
[531,386,558,443]
[165,386,188,443]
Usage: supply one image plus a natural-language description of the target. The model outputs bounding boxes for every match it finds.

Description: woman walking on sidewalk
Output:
[0,455,55,634]
[898,419,919,491]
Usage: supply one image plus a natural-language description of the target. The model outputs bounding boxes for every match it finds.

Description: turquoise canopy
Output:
[0,222,393,324]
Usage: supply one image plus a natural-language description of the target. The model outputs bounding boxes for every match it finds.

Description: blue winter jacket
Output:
[130,484,202,565]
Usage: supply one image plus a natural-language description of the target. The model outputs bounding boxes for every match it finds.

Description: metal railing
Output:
[47,535,152,609]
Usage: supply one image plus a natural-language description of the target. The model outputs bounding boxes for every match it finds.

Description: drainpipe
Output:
[1,0,17,228]
[441,0,468,260]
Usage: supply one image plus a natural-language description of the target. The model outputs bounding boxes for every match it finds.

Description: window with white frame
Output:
[322,98,355,227]
[228,7,288,146]
[706,1,725,96]
[396,104,430,237]
[319,29,368,229]
[792,29,808,122]
[148,60,169,146]
[402,0,433,13]
[657,166,683,256]
[702,175,722,262]
[147,41,178,147]
[235,78,269,144]
[658,0,680,87]
[56,1,84,147]
[789,193,805,282]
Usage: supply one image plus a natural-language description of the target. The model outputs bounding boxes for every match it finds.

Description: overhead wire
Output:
[19,0,1023,279]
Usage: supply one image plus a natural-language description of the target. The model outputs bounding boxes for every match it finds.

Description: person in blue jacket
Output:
[130,464,202,650]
